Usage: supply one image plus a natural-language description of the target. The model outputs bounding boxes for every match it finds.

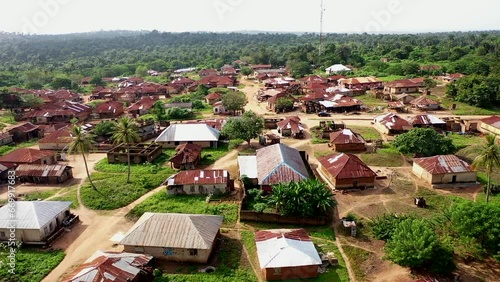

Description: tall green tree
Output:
[221,91,247,116]
[112,117,140,183]
[149,100,167,121]
[469,134,500,202]
[221,110,264,146]
[67,125,98,191]
[393,128,456,157]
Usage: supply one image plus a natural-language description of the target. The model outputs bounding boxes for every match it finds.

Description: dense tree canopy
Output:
[221,91,247,116]
[221,110,264,146]
[393,128,456,157]
[446,75,500,108]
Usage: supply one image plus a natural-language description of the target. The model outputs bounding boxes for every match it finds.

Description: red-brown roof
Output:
[329,129,365,144]
[410,96,440,106]
[413,155,473,174]
[8,122,39,134]
[15,164,71,178]
[39,126,73,144]
[165,169,229,185]
[255,228,311,242]
[481,116,500,129]
[0,148,55,164]
[299,75,328,84]
[127,96,157,112]
[96,100,124,114]
[374,113,413,131]
[276,116,302,134]
[386,78,425,88]
[318,153,376,179]
[169,143,202,165]
[205,92,222,100]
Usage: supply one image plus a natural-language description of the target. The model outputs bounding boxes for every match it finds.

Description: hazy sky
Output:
[0,0,499,34]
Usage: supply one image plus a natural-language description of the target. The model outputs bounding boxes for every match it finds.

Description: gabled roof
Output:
[276,116,302,134]
[155,124,220,142]
[481,116,500,129]
[413,155,474,174]
[120,213,223,249]
[256,143,309,185]
[386,78,425,88]
[338,76,382,85]
[39,126,73,144]
[255,229,322,268]
[165,170,229,186]
[329,129,365,144]
[169,143,202,165]
[0,201,71,229]
[8,122,39,133]
[96,100,124,114]
[408,115,446,125]
[374,113,413,131]
[0,148,55,164]
[318,153,376,179]
[410,96,440,106]
[15,164,71,178]
[62,251,153,282]
[205,92,222,100]
[127,96,157,112]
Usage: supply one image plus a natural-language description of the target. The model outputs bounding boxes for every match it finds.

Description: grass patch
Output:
[156,234,257,282]
[127,192,239,226]
[355,94,386,107]
[22,190,58,201]
[198,144,231,167]
[0,139,39,156]
[376,75,405,82]
[349,125,381,142]
[439,97,500,115]
[0,248,65,282]
[51,186,80,209]
[359,146,403,167]
[447,133,484,150]
[341,245,371,281]
[0,111,17,124]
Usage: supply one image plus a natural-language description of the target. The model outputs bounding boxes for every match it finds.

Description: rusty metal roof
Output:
[164,169,229,186]
[62,251,153,282]
[0,148,55,164]
[386,78,425,88]
[318,153,377,179]
[96,100,124,114]
[374,113,413,131]
[408,115,446,126]
[410,96,440,106]
[169,143,202,166]
[120,213,223,249]
[276,116,302,134]
[413,155,473,174]
[481,115,500,129]
[15,164,71,177]
[39,126,73,144]
[256,143,309,185]
[127,96,157,112]
[8,122,39,133]
[329,129,365,144]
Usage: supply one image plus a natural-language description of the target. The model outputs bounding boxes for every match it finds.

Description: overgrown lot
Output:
[0,248,65,282]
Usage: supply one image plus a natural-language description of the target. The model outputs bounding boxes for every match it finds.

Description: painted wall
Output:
[412,163,477,184]
[263,265,319,280]
[123,245,213,263]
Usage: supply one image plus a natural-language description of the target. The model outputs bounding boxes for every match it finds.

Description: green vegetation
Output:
[360,145,403,167]
[111,117,141,183]
[342,245,371,281]
[128,193,238,226]
[0,111,16,124]
[446,75,500,108]
[355,94,386,107]
[392,128,456,157]
[221,111,264,146]
[349,125,381,141]
[0,248,65,282]
[198,144,232,167]
[0,139,39,156]
[447,133,484,149]
[23,190,58,201]
[51,187,80,209]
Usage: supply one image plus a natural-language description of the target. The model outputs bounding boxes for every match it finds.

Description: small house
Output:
[212,101,231,115]
[317,153,377,190]
[164,169,232,195]
[38,126,73,150]
[0,148,57,166]
[338,77,383,90]
[479,116,500,136]
[205,92,222,105]
[15,164,73,184]
[329,129,366,152]
[169,143,202,170]
[325,64,351,74]
[0,132,13,146]
[120,213,223,263]
[0,201,76,244]
[408,114,446,129]
[442,73,465,83]
[412,155,477,185]
[128,96,158,116]
[276,116,304,138]
[8,122,41,142]
[155,124,220,148]
[384,78,425,94]
[393,93,416,104]
[62,251,154,282]
[255,229,322,280]
[410,96,440,111]
[373,113,413,135]
[96,100,124,119]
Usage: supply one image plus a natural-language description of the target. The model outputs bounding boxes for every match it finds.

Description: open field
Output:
[0,248,65,282]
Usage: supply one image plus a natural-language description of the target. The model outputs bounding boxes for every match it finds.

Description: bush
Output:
[370,213,414,241]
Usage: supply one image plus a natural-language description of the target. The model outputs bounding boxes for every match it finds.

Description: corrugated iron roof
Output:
[255,229,322,268]
[374,113,413,131]
[276,116,302,134]
[39,126,73,144]
[169,143,202,166]
[408,115,446,125]
[8,122,39,133]
[155,124,220,142]
[256,143,309,185]
[0,201,72,229]
[329,129,365,144]
[120,213,223,249]
[386,78,425,88]
[0,148,55,164]
[413,155,473,174]
[318,153,377,179]
[238,155,258,178]
[410,96,440,106]
[96,101,124,114]
[481,116,500,129]
[15,164,71,178]
[62,251,153,282]
[165,169,229,186]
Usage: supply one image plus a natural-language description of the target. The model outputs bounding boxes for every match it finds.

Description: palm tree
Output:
[471,134,500,203]
[112,117,140,183]
[67,125,98,191]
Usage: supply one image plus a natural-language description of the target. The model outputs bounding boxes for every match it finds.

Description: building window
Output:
[273,268,281,275]
[188,249,198,256]
[175,141,180,145]
[190,186,195,193]
[0,231,5,238]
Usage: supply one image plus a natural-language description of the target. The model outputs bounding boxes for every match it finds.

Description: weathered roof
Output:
[127,96,157,112]
[318,153,376,179]
[15,164,71,178]
[0,201,71,229]
[165,170,229,186]
[481,116,500,129]
[255,229,322,268]
[325,64,351,73]
[408,115,446,125]
[0,148,55,164]
[96,100,124,114]
[338,76,382,85]
[256,143,309,185]
[169,143,202,165]
[0,132,12,139]
[276,116,303,134]
[319,94,363,108]
[413,155,474,174]
[329,129,365,144]
[39,126,73,144]
[205,92,222,100]
[63,251,153,282]
[237,155,258,178]
[155,124,220,142]
[120,213,223,249]
[410,96,440,106]
[374,113,413,131]
[8,122,39,133]
[386,78,425,88]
